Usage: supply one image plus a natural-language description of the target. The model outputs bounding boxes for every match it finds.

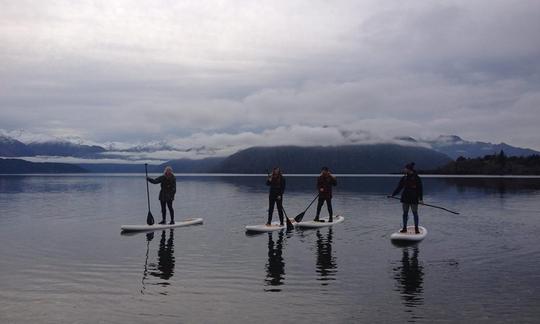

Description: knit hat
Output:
[405,162,415,171]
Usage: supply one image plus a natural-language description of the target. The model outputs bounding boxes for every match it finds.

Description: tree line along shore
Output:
[427,151,540,175]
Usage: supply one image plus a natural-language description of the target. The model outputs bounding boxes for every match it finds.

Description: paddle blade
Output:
[147,211,154,225]
[294,212,305,223]
[285,217,294,230]
[281,207,294,230]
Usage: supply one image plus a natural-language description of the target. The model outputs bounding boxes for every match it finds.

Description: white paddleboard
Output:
[121,218,203,232]
[245,222,287,233]
[296,215,344,229]
[390,226,427,242]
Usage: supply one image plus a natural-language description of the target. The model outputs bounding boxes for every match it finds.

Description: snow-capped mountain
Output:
[0,131,106,158]
[1,128,539,162]
[423,135,539,159]
[0,135,35,156]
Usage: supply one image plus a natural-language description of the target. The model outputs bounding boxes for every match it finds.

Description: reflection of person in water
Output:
[393,246,424,308]
[316,228,337,284]
[151,229,175,281]
[265,232,285,290]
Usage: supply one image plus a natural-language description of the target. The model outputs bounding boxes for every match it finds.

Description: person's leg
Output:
[267,196,276,225]
[327,198,333,222]
[401,203,410,232]
[411,204,419,233]
[315,197,324,221]
[276,198,284,226]
[167,200,174,224]
[160,200,167,224]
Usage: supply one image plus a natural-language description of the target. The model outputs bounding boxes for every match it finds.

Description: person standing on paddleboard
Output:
[147,166,177,225]
[314,166,337,222]
[391,163,423,234]
[266,167,286,226]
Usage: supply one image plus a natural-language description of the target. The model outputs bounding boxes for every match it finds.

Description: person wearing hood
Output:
[147,166,177,225]
[391,163,423,234]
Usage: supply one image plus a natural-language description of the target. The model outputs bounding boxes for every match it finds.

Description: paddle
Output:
[281,206,295,231]
[294,194,320,223]
[386,195,460,215]
[266,169,294,230]
[145,163,155,225]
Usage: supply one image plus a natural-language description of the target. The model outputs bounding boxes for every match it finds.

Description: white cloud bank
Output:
[1,0,540,150]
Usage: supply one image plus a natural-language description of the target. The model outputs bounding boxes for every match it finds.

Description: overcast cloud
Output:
[1,0,540,153]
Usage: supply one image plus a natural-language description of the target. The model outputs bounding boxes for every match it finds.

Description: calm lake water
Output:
[1,174,539,323]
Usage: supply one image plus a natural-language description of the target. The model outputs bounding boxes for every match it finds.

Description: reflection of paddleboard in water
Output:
[390,226,427,242]
[246,222,287,233]
[296,215,344,229]
[121,218,203,232]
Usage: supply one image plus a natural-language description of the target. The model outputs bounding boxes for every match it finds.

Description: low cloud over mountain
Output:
[1,128,538,167]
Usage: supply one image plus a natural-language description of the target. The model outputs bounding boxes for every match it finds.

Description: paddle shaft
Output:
[294,193,320,222]
[281,206,295,230]
[303,194,319,213]
[145,164,151,212]
[387,195,460,215]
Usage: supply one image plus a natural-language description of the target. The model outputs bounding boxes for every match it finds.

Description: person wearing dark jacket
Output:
[266,167,286,226]
[391,163,423,234]
[314,167,337,222]
[147,166,177,225]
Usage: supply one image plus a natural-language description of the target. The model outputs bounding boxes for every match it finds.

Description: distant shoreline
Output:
[1,173,539,179]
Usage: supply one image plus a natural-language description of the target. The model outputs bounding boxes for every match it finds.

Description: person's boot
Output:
[415,226,420,234]
[399,228,407,233]
[313,216,320,222]
[159,219,166,225]
[328,215,333,223]
[169,217,175,225]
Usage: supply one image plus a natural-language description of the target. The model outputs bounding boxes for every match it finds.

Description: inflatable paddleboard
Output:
[296,215,344,229]
[121,218,203,232]
[390,226,427,242]
[245,222,287,233]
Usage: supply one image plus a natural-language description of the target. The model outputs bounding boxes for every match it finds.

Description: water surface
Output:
[1,175,539,323]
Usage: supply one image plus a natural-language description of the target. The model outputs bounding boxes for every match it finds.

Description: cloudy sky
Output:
[2,0,540,153]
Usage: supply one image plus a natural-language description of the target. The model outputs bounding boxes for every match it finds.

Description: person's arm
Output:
[317,177,324,192]
[417,175,423,202]
[147,175,163,184]
[280,177,286,195]
[331,174,337,186]
[392,177,404,196]
[172,177,177,196]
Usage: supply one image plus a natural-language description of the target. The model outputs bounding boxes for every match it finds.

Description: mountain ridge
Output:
[1,132,539,172]
[213,144,452,174]
[0,158,87,174]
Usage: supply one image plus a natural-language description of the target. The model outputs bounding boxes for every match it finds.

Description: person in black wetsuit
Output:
[314,166,337,222]
[266,167,286,226]
[147,166,176,225]
[391,163,423,234]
